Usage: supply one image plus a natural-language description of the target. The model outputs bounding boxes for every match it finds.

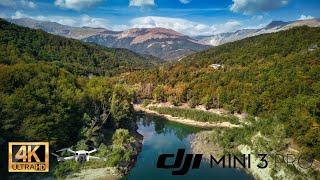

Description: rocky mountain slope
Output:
[83,27,210,60]
[9,18,210,61]
[10,17,319,60]
[0,18,158,76]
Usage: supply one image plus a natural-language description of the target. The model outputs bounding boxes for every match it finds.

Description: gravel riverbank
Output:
[134,104,240,128]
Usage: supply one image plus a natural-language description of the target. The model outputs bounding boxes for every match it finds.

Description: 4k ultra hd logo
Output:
[8,142,49,172]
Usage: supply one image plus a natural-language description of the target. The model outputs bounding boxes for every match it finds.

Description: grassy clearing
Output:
[149,106,240,125]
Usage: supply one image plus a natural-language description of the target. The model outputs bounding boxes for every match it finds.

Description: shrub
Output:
[168,96,180,106]
[142,99,151,107]
[54,161,80,178]
[112,129,134,146]
[188,97,198,108]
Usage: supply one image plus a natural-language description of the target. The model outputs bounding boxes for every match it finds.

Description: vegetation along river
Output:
[126,113,253,180]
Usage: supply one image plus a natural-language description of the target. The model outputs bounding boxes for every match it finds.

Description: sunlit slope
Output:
[122,26,320,158]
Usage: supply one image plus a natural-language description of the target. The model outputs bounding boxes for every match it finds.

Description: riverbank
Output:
[63,132,142,180]
[189,131,224,159]
[189,131,275,180]
[66,167,121,180]
[134,104,241,128]
[189,130,320,180]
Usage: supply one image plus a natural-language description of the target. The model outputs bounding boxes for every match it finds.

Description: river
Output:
[127,113,253,180]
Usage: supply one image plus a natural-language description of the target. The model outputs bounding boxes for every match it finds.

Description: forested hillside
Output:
[118,26,320,158]
[0,19,145,178]
[0,18,159,76]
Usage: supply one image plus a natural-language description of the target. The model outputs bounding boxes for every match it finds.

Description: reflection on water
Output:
[126,114,254,180]
[139,114,202,140]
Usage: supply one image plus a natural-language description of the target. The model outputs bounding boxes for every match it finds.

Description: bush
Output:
[188,97,198,108]
[142,99,151,107]
[75,140,89,151]
[54,161,80,178]
[112,129,134,146]
[168,96,180,106]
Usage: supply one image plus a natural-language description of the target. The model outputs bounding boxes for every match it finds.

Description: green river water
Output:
[126,114,254,180]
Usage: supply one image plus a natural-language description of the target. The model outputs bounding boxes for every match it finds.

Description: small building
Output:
[209,64,224,69]
[308,44,318,52]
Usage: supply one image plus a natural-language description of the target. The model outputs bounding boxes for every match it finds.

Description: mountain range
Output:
[83,27,210,61]
[198,18,320,46]
[0,18,158,76]
[8,18,320,60]
[8,18,210,61]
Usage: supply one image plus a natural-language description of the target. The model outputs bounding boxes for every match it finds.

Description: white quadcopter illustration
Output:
[51,147,106,163]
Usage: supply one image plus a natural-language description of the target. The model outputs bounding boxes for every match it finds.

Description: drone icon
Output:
[51,147,106,163]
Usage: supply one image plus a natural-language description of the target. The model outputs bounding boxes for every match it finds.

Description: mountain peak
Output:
[83,26,208,60]
[199,18,320,46]
[120,27,184,37]
[265,21,289,29]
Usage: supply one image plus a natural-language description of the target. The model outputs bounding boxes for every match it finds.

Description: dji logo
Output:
[156,149,202,175]
[157,149,315,176]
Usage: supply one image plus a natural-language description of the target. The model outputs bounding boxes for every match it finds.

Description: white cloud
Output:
[129,0,155,7]
[79,14,108,28]
[130,16,242,36]
[216,20,242,33]
[11,11,109,29]
[230,0,289,14]
[55,0,102,11]
[130,16,214,36]
[12,11,25,19]
[179,0,191,4]
[298,14,314,20]
[0,0,37,9]
[21,0,37,8]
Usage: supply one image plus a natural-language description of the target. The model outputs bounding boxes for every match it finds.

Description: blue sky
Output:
[0,0,319,36]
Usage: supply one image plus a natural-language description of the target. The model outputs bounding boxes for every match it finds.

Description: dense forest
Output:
[0,17,319,178]
[0,18,160,76]
[117,26,320,158]
[0,19,143,178]
[0,63,135,145]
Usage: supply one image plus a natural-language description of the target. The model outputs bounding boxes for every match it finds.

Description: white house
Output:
[308,44,318,52]
[209,64,224,69]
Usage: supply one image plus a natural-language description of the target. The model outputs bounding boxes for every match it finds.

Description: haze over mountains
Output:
[198,18,320,46]
[8,17,320,60]
[8,18,107,39]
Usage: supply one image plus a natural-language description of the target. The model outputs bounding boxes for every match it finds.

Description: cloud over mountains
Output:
[54,0,102,10]
[129,0,155,7]
[230,0,289,14]
[0,0,37,9]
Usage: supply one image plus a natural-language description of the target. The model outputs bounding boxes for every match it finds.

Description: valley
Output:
[0,16,319,179]
[8,18,210,61]
[8,17,320,61]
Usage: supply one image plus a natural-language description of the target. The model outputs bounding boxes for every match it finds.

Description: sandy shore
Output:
[134,104,241,128]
